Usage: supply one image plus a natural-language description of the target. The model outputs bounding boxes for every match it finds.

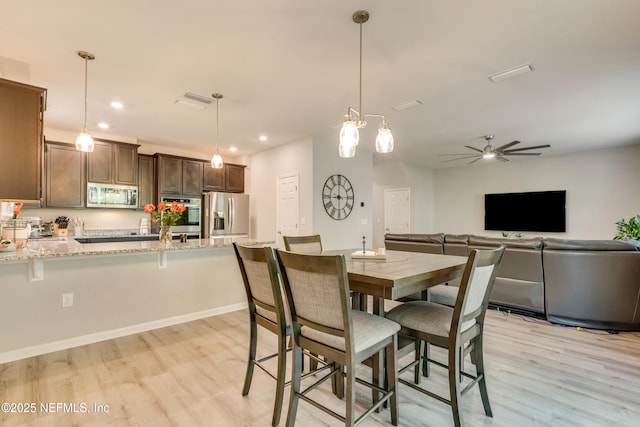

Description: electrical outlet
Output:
[62,293,74,307]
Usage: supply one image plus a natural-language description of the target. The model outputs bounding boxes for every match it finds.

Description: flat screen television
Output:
[484,190,566,232]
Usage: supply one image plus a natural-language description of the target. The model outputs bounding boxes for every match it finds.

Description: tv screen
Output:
[484,190,566,232]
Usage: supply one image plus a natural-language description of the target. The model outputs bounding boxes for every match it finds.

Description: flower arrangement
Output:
[12,202,23,219]
[144,201,186,227]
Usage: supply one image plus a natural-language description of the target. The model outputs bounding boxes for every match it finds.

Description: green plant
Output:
[614,214,640,240]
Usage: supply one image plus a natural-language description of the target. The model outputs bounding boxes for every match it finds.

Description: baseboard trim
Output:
[0,302,248,365]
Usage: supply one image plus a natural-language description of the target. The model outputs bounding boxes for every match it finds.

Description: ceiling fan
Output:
[441,135,550,164]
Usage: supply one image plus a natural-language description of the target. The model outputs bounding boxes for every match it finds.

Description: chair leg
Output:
[285,344,303,427]
[474,338,493,417]
[271,332,287,426]
[386,338,399,426]
[422,341,430,378]
[345,365,357,427]
[449,344,464,427]
[242,319,257,396]
[414,339,423,385]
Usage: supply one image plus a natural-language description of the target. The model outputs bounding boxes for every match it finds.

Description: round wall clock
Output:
[322,174,354,220]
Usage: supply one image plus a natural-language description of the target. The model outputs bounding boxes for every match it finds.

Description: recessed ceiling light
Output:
[229,147,238,152]
[97,122,109,129]
[391,99,423,112]
[110,101,124,109]
[488,63,535,82]
[259,135,268,142]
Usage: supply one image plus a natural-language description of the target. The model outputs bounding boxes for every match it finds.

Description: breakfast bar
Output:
[0,238,254,364]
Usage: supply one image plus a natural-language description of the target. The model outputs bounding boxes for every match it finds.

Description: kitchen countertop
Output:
[0,236,268,263]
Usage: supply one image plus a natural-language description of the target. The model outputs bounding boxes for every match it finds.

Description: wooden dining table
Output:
[325,248,468,314]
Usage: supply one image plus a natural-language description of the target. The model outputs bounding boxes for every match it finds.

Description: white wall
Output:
[312,132,374,250]
[247,138,314,243]
[433,144,640,239]
[372,157,436,248]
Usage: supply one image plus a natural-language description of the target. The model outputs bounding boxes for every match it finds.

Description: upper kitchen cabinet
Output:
[45,141,86,208]
[137,154,155,209]
[203,163,245,193]
[156,154,202,196]
[0,78,46,202]
[87,139,139,185]
[225,163,245,193]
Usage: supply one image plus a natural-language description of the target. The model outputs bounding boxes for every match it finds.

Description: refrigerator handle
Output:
[228,197,234,233]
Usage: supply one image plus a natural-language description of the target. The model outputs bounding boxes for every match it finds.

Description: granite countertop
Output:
[0,236,267,263]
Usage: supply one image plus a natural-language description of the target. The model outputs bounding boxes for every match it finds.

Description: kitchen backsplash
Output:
[19,207,149,232]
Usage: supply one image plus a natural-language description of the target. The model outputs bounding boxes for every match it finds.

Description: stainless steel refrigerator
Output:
[202,192,250,238]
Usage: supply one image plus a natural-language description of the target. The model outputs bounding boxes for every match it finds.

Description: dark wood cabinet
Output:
[203,163,225,191]
[0,78,46,202]
[182,159,203,196]
[225,163,245,193]
[45,141,86,208]
[156,155,182,195]
[137,154,155,209]
[203,162,245,193]
[87,140,138,185]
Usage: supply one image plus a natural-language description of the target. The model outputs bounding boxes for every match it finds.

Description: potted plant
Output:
[613,214,640,240]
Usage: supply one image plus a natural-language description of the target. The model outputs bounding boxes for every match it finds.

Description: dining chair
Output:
[283,234,323,254]
[275,249,400,427]
[233,243,290,427]
[385,246,505,427]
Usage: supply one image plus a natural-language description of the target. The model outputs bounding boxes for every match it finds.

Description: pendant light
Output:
[339,10,394,158]
[76,51,95,152]
[211,93,224,169]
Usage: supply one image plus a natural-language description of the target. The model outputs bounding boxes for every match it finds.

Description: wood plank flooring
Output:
[1,308,639,426]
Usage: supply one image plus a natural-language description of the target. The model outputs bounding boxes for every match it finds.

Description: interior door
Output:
[384,187,411,234]
[276,173,299,248]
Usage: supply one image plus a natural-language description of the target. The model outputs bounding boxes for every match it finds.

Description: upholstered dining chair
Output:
[385,246,505,427]
[275,249,400,427]
[233,243,290,427]
[283,234,323,254]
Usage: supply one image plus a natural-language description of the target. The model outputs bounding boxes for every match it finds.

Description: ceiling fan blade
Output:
[503,152,542,156]
[464,145,484,153]
[503,144,551,153]
[497,156,509,162]
[468,157,482,165]
[441,155,481,163]
[438,153,481,156]
[495,140,520,151]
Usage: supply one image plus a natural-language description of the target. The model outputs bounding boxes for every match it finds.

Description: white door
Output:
[384,188,411,234]
[276,173,299,248]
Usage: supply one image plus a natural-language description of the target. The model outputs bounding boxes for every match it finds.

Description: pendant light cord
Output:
[215,97,219,153]
[82,55,88,133]
[358,20,363,118]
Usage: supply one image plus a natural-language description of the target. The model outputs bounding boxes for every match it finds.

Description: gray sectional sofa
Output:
[384,233,640,331]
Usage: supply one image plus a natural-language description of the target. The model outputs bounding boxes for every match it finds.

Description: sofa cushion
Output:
[543,238,640,251]
[444,234,469,244]
[385,233,444,244]
[469,235,543,249]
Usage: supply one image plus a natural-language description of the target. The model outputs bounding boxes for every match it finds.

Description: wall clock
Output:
[322,174,354,220]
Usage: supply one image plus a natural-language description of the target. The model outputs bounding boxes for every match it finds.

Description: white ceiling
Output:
[2,0,640,168]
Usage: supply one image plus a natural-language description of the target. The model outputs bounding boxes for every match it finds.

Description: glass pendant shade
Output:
[211,153,224,168]
[75,132,95,152]
[375,126,394,153]
[338,141,356,158]
[339,119,360,147]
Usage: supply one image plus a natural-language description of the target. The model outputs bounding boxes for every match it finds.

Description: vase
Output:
[159,225,172,246]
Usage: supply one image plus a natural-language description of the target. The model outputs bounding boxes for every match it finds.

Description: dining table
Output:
[323,248,468,402]
[325,248,468,315]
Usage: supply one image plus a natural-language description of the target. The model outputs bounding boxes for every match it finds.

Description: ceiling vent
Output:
[391,98,423,112]
[488,63,535,82]
[175,91,213,110]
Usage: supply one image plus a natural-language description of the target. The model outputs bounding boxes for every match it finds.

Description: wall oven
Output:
[159,196,201,236]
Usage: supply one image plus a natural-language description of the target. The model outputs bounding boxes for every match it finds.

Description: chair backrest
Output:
[233,243,287,329]
[452,246,505,336]
[283,234,323,254]
[275,250,352,347]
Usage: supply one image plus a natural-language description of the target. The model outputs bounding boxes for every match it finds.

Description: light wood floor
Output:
[1,308,639,427]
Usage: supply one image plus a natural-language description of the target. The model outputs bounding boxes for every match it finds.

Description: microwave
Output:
[87,183,138,209]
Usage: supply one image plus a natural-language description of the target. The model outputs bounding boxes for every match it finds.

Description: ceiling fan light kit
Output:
[338,10,395,158]
[442,134,550,165]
